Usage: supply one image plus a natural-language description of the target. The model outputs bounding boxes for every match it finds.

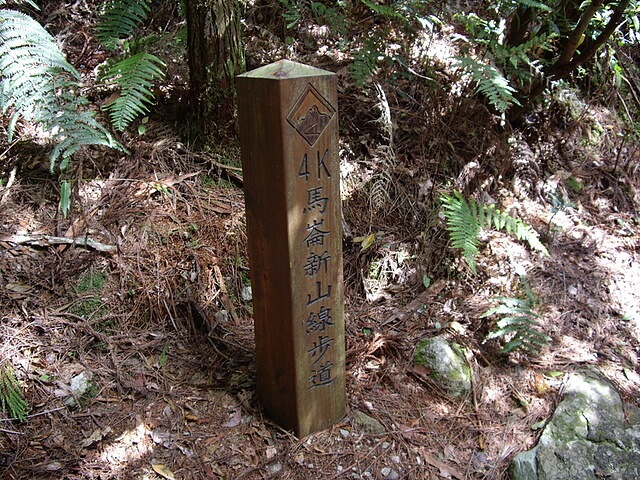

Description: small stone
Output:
[70,371,93,397]
[381,467,400,479]
[266,462,283,474]
[390,455,401,464]
[352,410,385,434]
[340,428,351,438]
[214,310,229,323]
[413,336,472,398]
[240,286,253,302]
[63,396,79,410]
[382,441,391,450]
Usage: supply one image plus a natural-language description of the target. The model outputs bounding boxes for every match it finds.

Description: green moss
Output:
[76,270,107,293]
[73,269,109,320]
[414,336,472,397]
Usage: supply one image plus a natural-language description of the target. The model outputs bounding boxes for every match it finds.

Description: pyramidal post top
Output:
[238,59,334,80]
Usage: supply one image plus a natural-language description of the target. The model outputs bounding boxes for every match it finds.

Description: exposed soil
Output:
[1,2,639,479]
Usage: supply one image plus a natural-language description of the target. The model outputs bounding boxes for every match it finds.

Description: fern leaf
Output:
[442,191,549,272]
[0,8,123,171]
[0,365,28,421]
[49,110,121,170]
[454,56,520,112]
[101,52,165,131]
[482,304,537,317]
[515,0,553,13]
[96,0,151,50]
[359,0,404,20]
[488,206,550,256]
[351,40,381,87]
[441,191,482,273]
[482,277,550,356]
[369,173,391,212]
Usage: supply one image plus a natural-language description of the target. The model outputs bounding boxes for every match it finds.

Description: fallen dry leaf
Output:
[222,405,242,428]
[151,463,176,480]
[265,446,278,460]
[410,364,432,381]
[80,427,112,448]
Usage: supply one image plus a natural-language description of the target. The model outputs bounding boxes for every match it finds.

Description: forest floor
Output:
[1,2,640,479]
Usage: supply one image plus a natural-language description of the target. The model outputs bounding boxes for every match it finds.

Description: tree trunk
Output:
[184,0,245,140]
[508,0,631,122]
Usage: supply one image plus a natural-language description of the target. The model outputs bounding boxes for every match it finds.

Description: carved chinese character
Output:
[304,186,329,214]
[303,250,331,276]
[309,361,335,388]
[308,335,334,365]
[303,218,330,247]
[306,280,332,306]
[306,306,334,333]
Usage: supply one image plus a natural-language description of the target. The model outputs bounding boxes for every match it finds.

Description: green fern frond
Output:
[441,191,481,272]
[351,39,382,87]
[441,191,549,273]
[96,0,151,50]
[359,0,404,20]
[0,365,28,422]
[0,8,123,171]
[481,277,550,355]
[50,110,122,170]
[0,0,38,7]
[101,52,165,131]
[0,10,79,119]
[513,0,553,13]
[454,56,521,112]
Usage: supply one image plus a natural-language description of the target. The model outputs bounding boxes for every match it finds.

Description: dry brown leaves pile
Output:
[1,2,640,479]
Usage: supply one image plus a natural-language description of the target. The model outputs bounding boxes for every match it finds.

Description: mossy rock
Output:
[413,335,472,398]
[510,371,640,480]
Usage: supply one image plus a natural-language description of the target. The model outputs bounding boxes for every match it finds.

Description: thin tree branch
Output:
[555,0,605,66]
[548,0,631,78]
[0,234,117,253]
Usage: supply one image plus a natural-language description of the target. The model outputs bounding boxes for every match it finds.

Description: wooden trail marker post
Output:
[237,60,345,437]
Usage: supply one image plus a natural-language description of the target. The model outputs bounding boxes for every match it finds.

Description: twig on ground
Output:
[0,406,66,423]
[214,265,240,324]
[0,165,17,205]
[0,428,24,434]
[0,234,117,253]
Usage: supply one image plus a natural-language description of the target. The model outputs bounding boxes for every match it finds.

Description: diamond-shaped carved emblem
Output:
[287,84,335,146]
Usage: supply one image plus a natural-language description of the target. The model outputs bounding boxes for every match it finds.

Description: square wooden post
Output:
[237,60,345,437]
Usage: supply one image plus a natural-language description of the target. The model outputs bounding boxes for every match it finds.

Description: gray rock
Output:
[510,371,640,480]
[413,335,472,398]
[240,286,253,302]
[352,410,385,434]
[70,371,93,396]
[214,310,229,323]
[266,462,283,474]
[381,467,400,479]
[64,371,95,410]
[63,395,80,410]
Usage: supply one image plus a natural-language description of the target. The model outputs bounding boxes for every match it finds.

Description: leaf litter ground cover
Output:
[1,2,640,479]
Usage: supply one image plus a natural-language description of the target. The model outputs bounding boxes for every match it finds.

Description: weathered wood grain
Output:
[237,60,345,437]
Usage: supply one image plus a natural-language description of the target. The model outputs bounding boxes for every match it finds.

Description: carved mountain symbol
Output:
[287,84,335,146]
